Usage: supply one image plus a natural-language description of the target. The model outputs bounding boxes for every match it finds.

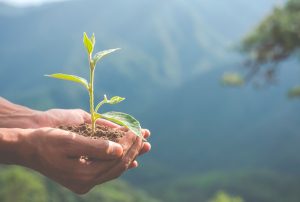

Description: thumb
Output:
[68,134,123,160]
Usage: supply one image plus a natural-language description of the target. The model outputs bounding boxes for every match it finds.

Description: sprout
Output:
[45,32,142,138]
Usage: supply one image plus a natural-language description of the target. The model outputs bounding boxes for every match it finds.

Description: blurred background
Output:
[0,0,300,201]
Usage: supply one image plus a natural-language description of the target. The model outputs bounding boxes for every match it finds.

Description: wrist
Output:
[0,109,43,129]
[0,97,43,128]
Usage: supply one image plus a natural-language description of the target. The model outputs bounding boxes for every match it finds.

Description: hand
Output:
[0,96,151,156]
[0,97,91,128]
[97,119,151,169]
[37,108,90,128]
[0,97,151,194]
[40,108,151,167]
[20,127,144,194]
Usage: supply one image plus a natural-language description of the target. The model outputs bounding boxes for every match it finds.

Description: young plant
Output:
[46,32,142,138]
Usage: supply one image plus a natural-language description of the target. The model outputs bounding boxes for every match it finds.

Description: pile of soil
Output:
[58,123,125,142]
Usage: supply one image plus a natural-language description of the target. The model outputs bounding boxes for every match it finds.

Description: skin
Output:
[0,97,151,194]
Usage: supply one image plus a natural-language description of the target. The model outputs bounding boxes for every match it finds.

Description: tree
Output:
[241,0,300,85]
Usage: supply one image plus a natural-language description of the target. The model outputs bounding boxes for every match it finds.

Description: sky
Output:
[0,0,69,6]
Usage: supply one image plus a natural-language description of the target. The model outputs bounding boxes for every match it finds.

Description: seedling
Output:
[46,32,142,138]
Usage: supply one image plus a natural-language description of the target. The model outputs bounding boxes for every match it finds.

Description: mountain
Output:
[1,0,300,201]
[0,0,278,101]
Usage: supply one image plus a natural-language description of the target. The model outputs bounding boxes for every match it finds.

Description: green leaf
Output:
[90,33,95,47]
[45,73,89,90]
[95,95,125,112]
[83,32,94,54]
[95,95,125,113]
[107,96,125,104]
[93,48,120,65]
[101,111,142,137]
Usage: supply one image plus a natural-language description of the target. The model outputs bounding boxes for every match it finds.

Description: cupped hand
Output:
[38,108,91,128]
[96,118,151,168]
[41,108,151,163]
[21,127,145,194]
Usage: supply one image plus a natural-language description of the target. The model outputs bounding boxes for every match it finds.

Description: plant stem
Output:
[88,55,96,135]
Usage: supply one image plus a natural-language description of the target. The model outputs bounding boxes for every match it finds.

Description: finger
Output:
[66,133,123,160]
[119,136,143,169]
[117,131,137,153]
[142,129,151,139]
[95,136,142,184]
[139,142,151,156]
[128,160,138,169]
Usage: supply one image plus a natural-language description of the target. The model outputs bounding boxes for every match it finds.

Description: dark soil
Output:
[58,123,125,142]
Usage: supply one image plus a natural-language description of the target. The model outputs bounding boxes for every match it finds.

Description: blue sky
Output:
[0,0,68,6]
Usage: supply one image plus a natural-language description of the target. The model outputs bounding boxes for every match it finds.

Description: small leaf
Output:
[107,96,125,104]
[83,32,93,54]
[45,73,89,90]
[95,95,125,113]
[101,111,142,137]
[90,33,95,47]
[93,48,120,65]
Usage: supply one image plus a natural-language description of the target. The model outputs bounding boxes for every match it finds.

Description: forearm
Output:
[0,128,32,166]
[0,97,42,128]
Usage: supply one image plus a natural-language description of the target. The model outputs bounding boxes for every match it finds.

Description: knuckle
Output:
[103,140,111,154]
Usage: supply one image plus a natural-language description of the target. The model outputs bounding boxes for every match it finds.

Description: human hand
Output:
[0,100,90,129]
[1,105,151,170]
[35,108,90,128]
[40,108,151,166]
[0,98,151,194]
[20,127,145,194]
